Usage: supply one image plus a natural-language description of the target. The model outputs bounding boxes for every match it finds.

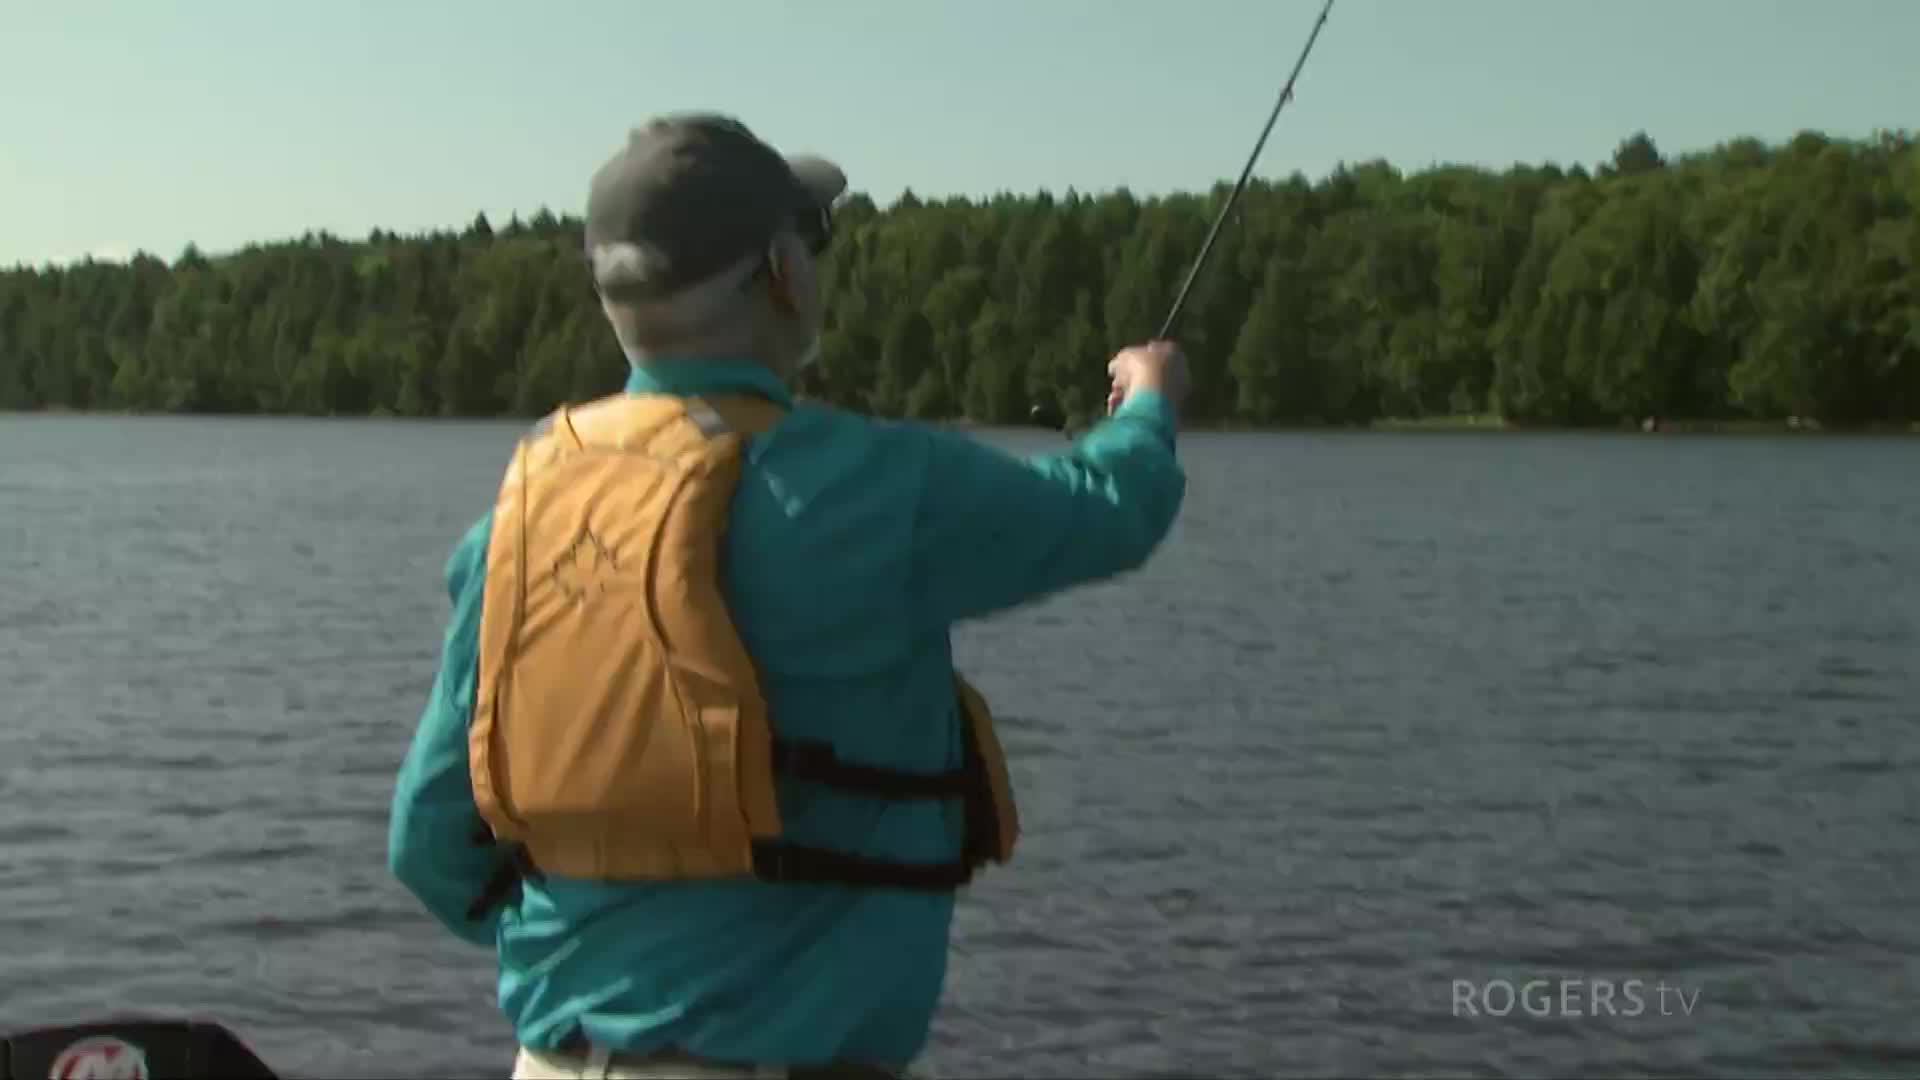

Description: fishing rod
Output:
[1029,0,1337,433]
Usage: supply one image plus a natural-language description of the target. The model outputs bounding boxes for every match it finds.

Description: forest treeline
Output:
[3,129,1917,427]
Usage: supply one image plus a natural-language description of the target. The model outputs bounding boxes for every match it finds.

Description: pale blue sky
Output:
[3,0,1914,268]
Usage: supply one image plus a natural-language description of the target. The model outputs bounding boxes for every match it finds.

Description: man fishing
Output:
[387,112,1189,1079]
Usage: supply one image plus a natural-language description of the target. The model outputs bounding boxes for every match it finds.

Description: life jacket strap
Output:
[771,737,974,798]
[750,840,977,891]
[464,691,1000,921]
[464,823,543,922]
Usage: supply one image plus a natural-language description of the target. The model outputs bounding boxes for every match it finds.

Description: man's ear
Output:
[762,247,801,316]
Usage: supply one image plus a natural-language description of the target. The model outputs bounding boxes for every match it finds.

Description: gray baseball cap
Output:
[584,112,847,300]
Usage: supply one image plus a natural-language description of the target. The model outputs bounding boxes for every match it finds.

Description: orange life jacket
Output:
[463,390,1018,916]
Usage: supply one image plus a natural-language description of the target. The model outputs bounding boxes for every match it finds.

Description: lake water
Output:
[1,414,1916,1078]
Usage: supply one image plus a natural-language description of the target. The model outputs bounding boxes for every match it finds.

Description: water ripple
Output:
[2,418,1917,1078]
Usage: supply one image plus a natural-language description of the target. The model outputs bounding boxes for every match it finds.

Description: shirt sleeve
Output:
[386,512,504,947]
[909,388,1187,627]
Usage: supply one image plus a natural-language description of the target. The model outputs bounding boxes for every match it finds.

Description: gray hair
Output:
[599,230,816,364]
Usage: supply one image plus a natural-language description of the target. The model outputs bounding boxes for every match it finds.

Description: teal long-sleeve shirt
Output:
[387,358,1185,1068]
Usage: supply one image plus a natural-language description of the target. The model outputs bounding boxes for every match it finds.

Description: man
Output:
[387,112,1189,1079]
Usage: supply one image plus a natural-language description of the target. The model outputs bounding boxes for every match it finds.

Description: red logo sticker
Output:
[47,1037,150,1080]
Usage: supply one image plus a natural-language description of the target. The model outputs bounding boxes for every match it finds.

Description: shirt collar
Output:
[622,356,794,410]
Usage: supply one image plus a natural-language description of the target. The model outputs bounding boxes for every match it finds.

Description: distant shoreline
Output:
[9,130,1918,431]
[11,406,1918,436]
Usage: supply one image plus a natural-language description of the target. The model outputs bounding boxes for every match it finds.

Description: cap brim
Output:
[787,154,847,208]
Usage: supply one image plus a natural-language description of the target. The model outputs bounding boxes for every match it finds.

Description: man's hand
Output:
[1106,340,1190,416]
